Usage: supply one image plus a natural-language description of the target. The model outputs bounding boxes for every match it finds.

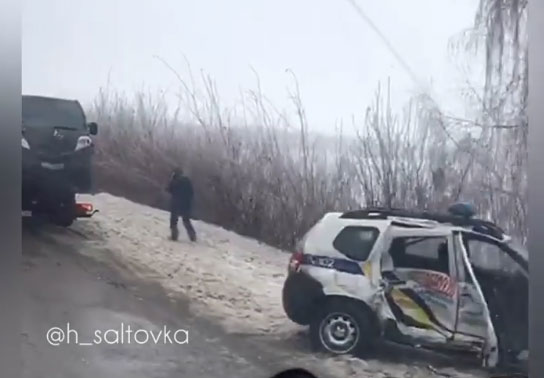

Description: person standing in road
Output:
[166,167,197,242]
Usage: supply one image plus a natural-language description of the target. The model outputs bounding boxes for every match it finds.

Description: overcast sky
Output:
[22,0,479,134]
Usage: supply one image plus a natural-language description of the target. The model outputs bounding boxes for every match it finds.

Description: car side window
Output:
[465,238,521,274]
[388,236,450,274]
[332,226,379,261]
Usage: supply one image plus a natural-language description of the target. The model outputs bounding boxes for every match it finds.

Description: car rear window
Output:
[332,226,379,261]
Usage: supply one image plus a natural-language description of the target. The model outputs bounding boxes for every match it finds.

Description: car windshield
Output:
[22,96,86,129]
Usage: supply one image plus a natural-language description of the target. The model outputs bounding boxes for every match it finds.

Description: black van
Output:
[22,95,98,225]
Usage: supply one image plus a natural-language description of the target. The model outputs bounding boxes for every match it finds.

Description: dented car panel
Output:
[378,228,459,344]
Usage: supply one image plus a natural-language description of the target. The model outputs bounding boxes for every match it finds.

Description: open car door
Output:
[451,231,499,367]
[454,231,528,369]
[380,227,460,346]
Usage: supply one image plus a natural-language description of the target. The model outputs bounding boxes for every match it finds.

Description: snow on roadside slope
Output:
[75,193,295,336]
[72,193,485,378]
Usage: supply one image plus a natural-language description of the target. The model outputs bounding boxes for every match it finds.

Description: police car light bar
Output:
[447,202,476,218]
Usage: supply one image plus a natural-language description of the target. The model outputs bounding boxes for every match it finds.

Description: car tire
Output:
[51,193,76,227]
[53,215,74,227]
[52,208,75,227]
[309,298,376,357]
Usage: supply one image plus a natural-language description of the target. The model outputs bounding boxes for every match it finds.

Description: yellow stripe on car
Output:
[362,261,372,278]
[390,288,434,329]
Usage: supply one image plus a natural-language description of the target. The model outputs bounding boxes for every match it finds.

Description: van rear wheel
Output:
[310,298,376,357]
[51,192,76,227]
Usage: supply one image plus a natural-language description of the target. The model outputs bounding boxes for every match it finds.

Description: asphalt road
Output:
[21,222,492,378]
[21,223,316,378]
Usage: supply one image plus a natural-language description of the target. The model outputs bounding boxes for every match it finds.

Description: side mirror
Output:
[87,122,98,136]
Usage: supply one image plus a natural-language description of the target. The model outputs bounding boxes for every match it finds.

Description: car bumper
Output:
[282,271,325,325]
[22,147,93,193]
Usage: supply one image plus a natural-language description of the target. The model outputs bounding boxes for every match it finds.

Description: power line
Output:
[343,1,462,127]
[343,0,506,174]
[344,0,424,89]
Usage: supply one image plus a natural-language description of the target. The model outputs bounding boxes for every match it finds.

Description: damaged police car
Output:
[282,204,528,372]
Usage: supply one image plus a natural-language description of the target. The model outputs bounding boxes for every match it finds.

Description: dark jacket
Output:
[167,173,194,213]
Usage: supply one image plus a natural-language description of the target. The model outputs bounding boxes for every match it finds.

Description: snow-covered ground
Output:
[69,192,486,378]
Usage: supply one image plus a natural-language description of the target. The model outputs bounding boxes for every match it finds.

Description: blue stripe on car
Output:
[302,255,364,275]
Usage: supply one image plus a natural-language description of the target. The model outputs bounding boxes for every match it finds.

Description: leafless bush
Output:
[88,67,526,250]
[89,70,361,249]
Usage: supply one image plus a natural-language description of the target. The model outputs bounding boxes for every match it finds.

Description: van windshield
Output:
[22,96,86,129]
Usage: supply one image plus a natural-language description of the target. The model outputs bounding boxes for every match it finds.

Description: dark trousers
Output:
[170,208,196,241]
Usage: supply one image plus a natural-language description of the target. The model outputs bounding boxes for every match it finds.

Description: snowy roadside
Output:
[69,193,486,378]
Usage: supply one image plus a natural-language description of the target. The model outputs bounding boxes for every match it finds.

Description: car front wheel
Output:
[51,192,76,227]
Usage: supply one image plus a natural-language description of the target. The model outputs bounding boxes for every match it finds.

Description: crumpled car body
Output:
[282,209,528,372]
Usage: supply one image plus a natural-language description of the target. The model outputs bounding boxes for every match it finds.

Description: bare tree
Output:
[469,0,528,241]
[89,6,530,251]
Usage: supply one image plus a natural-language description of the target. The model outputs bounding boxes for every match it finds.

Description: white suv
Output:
[282,205,528,372]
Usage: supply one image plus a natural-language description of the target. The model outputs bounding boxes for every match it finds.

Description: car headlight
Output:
[22,137,30,149]
[75,136,93,151]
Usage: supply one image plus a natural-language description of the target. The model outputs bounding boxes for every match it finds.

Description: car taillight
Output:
[288,251,304,272]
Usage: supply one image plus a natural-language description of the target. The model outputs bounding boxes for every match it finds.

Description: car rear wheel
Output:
[310,298,375,356]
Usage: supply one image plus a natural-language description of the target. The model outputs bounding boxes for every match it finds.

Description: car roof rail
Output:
[340,207,506,240]
[390,217,439,229]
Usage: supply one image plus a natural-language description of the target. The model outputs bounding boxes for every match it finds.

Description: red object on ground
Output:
[75,202,94,216]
